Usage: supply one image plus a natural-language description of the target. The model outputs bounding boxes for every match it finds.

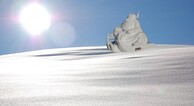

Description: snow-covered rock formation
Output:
[106,13,150,52]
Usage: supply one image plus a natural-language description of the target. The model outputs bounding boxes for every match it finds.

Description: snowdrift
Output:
[0,45,194,106]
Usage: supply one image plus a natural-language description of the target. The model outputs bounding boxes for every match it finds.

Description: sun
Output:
[19,3,51,36]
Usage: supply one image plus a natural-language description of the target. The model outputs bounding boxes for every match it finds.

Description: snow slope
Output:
[0,45,194,106]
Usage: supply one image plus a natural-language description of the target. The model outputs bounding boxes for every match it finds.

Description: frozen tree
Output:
[106,13,149,52]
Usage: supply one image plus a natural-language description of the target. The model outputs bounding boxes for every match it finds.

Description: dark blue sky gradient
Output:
[0,0,194,55]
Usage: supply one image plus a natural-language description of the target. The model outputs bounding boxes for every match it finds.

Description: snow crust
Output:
[0,45,194,106]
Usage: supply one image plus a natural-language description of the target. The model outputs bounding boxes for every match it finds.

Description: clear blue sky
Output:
[0,0,194,55]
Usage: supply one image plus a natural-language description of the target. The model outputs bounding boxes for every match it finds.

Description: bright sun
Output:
[19,3,51,36]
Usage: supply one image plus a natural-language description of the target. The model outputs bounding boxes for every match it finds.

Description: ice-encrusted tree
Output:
[106,13,150,52]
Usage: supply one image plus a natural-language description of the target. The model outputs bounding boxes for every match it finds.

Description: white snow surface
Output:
[0,45,194,106]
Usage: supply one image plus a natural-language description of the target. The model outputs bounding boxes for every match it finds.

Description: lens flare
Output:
[49,22,76,47]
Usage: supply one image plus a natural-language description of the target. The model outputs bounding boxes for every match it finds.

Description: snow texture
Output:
[0,45,194,106]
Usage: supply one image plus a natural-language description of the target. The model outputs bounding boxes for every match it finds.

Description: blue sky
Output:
[0,0,194,55]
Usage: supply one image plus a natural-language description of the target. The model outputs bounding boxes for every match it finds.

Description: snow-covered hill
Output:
[0,45,194,106]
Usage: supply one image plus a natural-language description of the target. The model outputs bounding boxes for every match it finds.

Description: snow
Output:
[0,45,194,106]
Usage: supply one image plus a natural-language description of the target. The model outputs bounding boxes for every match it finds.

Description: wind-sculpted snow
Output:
[0,45,194,106]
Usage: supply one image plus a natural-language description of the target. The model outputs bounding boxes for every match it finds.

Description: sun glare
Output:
[19,3,51,36]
